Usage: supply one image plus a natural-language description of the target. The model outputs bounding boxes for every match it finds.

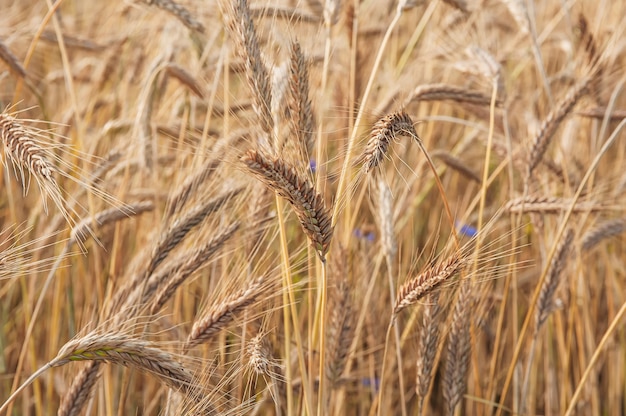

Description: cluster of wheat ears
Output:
[1,0,626,415]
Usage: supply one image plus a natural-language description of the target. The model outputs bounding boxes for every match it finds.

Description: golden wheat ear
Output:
[241,149,333,261]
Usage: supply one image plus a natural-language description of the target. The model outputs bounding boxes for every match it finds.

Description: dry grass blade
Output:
[443,280,473,416]
[219,0,274,137]
[582,217,626,252]
[403,84,501,109]
[150,221,241,313]
[58,361,103,416]
[415,292,441,412]
[358,111,416,174]
[0,39,27,79]
[185,276,267,349]
[54,333,194,393]
[536,229,574,329]
[431,150,482,184]
[241,149,333,260]
[394,253,465,315]
[142,0,205,33]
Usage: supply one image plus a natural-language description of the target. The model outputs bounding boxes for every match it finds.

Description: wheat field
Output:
[1,0,626,415]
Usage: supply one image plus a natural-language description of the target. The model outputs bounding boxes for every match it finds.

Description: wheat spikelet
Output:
[442,280,473,416]
[394,253,465,315]
[219,0,274,137]
[536,229,574,329]
[150,222,241,313]
[58,362,102,416]
[185,276,267,349]
[143,0,205,33]
[358,111,417,174]
[0,39,27,79]
[415,292,441,412]
[54,333,194,393]
[241,149,333,260]
[577,14,599,67]
[582,217,626,252]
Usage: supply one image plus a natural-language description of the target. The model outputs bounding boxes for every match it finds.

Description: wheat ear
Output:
[57,361,103,416]
[150,222,241,313]
[142,0,205,33]
[287,41,315,157]
[442,280,473,416]
[185,276,268,350]
[242,149,333,260]
[394,253,466,315]
[415,292,442,414]
[357,111,416,174]
[582,217,626,252]
[219,0,274,137]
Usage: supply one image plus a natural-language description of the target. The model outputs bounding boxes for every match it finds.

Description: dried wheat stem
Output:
[185,276,267,349]
[443,280,473,416]
[242,149,333,260]
[394,253,465,315]
[582,217,626,252]
[536,229,574,329]
[358,111,417,173]
[219,0,274,137]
